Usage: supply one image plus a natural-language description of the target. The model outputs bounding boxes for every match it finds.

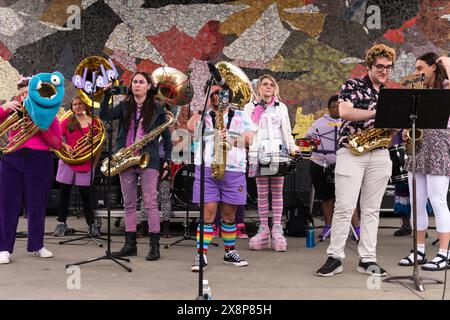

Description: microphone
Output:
[207,62,226,86]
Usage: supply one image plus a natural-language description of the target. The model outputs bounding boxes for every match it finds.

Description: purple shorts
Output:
[56,160,92,186]
[192,165,247,205]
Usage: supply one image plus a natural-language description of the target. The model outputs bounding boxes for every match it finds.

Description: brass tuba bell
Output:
[215,61,253,110]
[74,56,118,108]
[150,67,194,106]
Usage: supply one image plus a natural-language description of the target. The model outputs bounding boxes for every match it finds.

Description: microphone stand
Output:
[66,80,131,272]
[195,74,215,300]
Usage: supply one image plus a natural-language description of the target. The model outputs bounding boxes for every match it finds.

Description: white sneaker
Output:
[32,247,54,258]
[0,251,10,264]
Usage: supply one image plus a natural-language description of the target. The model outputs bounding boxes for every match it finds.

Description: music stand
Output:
[376,88,450,291]
[66,82,131,272]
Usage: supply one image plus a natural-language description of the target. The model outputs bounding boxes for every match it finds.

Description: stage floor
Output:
[1,215,448,300]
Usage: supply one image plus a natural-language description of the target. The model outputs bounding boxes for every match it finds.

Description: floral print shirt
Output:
[337,74,383,150]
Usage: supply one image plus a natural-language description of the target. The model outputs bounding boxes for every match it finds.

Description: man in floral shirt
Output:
[317,44,396,277]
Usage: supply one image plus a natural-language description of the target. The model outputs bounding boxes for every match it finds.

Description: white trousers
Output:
[408,172,450,233]
[327,148,391,262]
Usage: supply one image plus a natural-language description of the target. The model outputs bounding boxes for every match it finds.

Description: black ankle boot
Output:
[113,232,137,257]
[146,233,160,261]
[394,223,412,237]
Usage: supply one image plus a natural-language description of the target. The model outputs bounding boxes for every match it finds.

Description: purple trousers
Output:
[0,148,53,253]
[119,167,160,233]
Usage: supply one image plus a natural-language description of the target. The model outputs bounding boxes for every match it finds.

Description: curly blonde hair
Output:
[365,44,396,68]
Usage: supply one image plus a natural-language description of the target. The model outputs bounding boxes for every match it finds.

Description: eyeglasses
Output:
[261,82,275,87]
[374,64,394,72]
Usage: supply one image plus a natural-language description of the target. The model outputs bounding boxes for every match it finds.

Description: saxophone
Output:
[101,111,174,176]
[348,127,392,155]
[211,107,231,179]
[405,74,425,155]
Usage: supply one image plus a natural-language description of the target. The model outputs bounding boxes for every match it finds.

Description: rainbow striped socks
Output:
[221,222,236,252]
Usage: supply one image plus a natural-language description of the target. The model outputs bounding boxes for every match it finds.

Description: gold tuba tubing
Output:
[54,109,106,165]
[151,67,194,106]
[74,56,118,108]
[0,106,40,154]
[215,61,254,110]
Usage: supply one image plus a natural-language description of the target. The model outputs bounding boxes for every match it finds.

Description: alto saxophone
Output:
[405,74,425,155]
[101,111,175,176]
[211,107,231,179]
[348,127,392,155]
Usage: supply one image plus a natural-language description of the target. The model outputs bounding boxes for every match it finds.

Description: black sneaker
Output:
[53,223,68,237]
[316,257,343,277]
[223,250,248,267]
[191,253,208,272]
[357,261,388,277]
[394,225,412,237]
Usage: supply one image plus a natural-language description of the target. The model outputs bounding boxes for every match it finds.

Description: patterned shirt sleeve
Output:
[338,79,357,105]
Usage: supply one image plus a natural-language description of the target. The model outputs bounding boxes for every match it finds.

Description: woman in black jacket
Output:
[100,71,172,261]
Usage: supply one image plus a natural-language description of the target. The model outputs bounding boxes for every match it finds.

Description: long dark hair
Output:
[417,52,448,89]
[124,71,155,134]
[67,96,91,133]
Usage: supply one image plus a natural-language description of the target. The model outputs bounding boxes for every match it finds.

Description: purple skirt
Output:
[56,160,92,186]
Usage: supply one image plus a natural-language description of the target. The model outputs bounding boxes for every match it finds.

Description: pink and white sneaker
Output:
[249,225,271,250]
[271,224,287,252]
[213,224,221,238]
[236,223,249,239]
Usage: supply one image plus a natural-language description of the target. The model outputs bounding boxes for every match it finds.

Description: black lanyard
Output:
[210,109,235,130]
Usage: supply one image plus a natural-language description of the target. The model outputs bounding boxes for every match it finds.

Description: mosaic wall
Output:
[0,0,449,136]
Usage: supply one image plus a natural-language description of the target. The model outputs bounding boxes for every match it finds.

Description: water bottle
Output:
[202,279,212,300]
[306,223,315,248]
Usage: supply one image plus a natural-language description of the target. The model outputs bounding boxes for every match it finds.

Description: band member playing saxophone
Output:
[0,73,64,264]
[100,71,172,261]
[187,84,254,272]
[316,44,396,277]
[398,53,450,270]
[53,96,101,238]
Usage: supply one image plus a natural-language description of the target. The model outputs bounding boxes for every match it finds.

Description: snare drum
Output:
[259,156,294,176]
[388,144,408,183]
[295,138,313,158]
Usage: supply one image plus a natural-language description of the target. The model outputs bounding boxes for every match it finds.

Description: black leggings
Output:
[57,183,95,225]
